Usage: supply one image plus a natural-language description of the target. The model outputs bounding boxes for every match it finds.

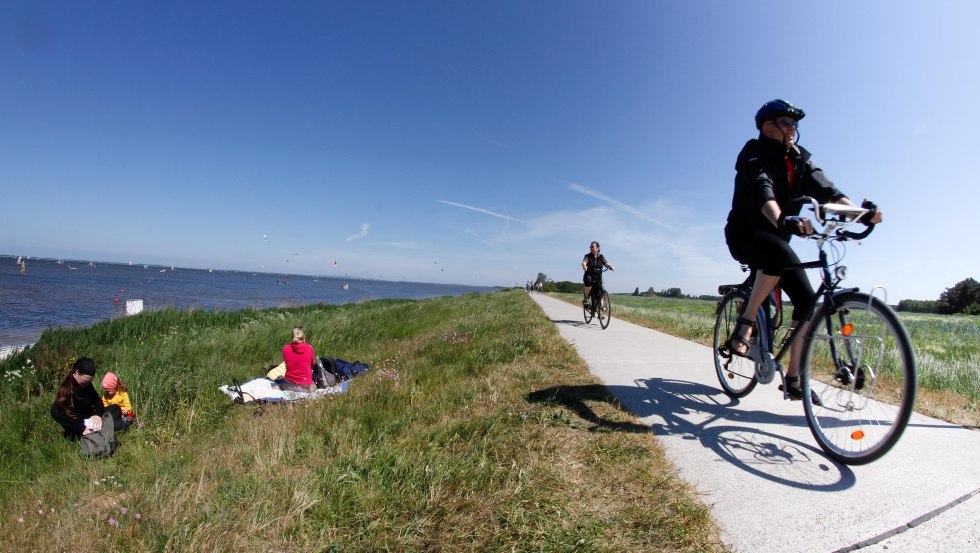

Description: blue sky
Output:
[2,1,977,301]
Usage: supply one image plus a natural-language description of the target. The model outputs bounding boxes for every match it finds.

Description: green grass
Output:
[555,292,980,425]
[0,291,725,552]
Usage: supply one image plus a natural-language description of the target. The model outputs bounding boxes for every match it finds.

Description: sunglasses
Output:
[772,117,799,128]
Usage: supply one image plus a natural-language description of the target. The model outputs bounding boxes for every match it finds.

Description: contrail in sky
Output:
[568,183,673,229]
[438,200,520,222]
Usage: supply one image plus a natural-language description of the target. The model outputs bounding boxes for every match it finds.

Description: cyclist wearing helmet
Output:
[723,99,882,399]
[582,241,614,305]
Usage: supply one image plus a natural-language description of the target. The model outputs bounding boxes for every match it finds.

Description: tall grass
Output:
[0,291,724,552]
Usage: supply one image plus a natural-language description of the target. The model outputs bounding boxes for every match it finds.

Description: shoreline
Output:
[0,344,32,361]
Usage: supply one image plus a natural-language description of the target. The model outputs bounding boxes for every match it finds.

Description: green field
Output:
[0,291,725,552]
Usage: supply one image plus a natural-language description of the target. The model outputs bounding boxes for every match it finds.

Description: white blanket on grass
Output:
[219,377,348,403]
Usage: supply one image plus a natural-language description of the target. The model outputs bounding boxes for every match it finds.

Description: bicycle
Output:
[583,268,612,329]
[713,198,916,465]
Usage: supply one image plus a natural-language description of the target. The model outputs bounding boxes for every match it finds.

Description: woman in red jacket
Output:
[280,326,316,392]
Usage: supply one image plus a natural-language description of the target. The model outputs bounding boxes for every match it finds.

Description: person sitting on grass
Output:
[279,326,316,393]
[51,357,124,439]
[101,372,135,427]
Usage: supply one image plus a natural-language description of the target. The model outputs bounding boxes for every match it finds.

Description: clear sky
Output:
[2,1,977,301]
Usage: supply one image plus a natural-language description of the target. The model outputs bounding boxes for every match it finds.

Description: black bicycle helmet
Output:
[755,99,805,130]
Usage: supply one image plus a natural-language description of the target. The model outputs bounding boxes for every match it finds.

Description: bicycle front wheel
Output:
[583,296,594,323]
[801,292,917,465]
[713,290,757,398]
[598,290,612,329]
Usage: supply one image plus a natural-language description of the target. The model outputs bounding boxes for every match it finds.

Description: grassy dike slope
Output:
[0,290,725,552]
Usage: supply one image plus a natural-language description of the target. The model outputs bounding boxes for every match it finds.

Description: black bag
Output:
[313,357,337,388]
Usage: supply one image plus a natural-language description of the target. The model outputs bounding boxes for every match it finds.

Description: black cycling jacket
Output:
[583,252,608,274]
[725,136,845,238]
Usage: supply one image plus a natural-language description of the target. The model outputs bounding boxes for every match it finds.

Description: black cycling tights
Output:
[726,229,815,322]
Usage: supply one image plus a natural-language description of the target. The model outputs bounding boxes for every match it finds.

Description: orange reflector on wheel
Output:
[727,372,735,380]
[851,429,865,440]
[841,323,854,336]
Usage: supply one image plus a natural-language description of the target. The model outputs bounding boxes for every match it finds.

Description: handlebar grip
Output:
[840,224,875,240]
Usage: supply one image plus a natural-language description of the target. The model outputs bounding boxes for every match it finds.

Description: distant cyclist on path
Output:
[582,241,614,306]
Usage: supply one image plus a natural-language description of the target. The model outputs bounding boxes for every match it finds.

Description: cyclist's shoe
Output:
[779,376,823,406]
[583,297,590,306]
[834,365,867,390]
[726,317,755,358]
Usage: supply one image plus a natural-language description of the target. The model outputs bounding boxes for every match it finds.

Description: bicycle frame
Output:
[738,203,871,392]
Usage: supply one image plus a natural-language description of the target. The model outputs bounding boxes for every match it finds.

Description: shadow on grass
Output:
[526,384,652,433]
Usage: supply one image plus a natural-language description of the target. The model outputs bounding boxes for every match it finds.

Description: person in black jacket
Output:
[582,241,615,305]
[51,357,122,438]
[723,99,882,399]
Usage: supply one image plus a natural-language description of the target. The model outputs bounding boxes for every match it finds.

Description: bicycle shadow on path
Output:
[550,318,605,329]
[528,377,856,491]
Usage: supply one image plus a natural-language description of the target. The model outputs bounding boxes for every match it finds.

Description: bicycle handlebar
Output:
[790,196,876,241]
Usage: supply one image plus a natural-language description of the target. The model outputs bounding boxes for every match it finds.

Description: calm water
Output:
[0,255,496,349]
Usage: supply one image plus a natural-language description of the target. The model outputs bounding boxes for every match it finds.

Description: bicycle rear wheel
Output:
[801,292,916,465]
[713,290,757,397]
[598,290,611,329]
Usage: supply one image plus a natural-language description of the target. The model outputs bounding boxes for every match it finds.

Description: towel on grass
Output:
[219,377,348,404]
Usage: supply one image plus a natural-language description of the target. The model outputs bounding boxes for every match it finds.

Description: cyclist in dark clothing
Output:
[582,241,614,305]
[724,99,882,399]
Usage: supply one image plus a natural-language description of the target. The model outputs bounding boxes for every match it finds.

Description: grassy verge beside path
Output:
[0,291,725,552]
[552,292,980,428]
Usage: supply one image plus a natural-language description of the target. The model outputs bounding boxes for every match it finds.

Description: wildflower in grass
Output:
[120,507,129,515]
[18,517,24,523]
[108,517,119,527]
[134,513,142,521]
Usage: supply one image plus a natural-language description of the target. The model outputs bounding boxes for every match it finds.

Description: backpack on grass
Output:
[313,357,337,388]
[80,412,120,458]
[319,356,370,382]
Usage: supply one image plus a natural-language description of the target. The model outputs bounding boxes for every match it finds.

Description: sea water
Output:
[0,256,496,350]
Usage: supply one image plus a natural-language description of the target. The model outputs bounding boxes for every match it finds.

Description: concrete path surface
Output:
[530,293,980,553]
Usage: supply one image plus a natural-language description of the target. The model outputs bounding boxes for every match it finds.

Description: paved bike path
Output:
[531,293,980,553]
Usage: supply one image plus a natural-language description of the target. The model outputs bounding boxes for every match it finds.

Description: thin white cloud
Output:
[346,223,370,242]
[374,241,429,249]
[567,183,673,230]
[437,200,521,222]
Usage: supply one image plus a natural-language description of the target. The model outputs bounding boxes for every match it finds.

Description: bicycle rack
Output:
[868,285,888,307]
